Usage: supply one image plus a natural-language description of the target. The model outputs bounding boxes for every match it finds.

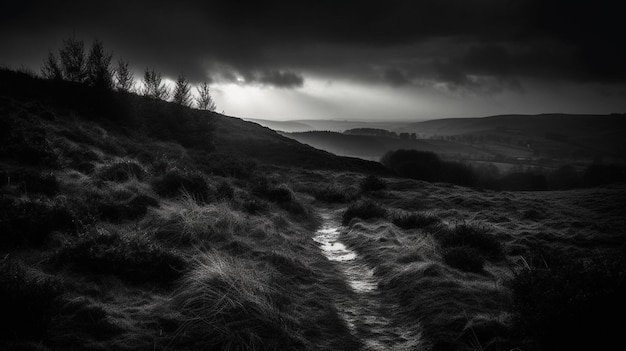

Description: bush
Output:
[342,199,387,225]
[195,152,257,179]
[360,175,386,192]
[98,160,146,182]
[151,169,210,201]
[0,258,61,340]
[391,211,439,229]
[171,253,304,350]
[509,256,626,350]
[313,185,357,203]
[0,197,75,247]
[55,228,186,285]
[442,246,485,273]
[436,223,503,260]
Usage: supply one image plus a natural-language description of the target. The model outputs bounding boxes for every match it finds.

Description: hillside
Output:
[397,114,626,160]
[1,69,625,351]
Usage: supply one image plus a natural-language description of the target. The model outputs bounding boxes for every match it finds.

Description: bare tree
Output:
[41,51,63,80]
[115,59,134,92]
[195,81,217,111]
[142,69,169,100]
[59,35,86,82]
[173,74,192,107]
[86,39,113,89]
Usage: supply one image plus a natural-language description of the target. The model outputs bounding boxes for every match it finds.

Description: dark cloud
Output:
[1,0,625,92]
[255,70,304,88]
[382,69,411,87]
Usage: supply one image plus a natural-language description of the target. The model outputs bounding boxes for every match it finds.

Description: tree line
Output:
[41,36,216,111]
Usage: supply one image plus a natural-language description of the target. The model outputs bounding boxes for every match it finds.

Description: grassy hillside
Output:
[2,68,625,350]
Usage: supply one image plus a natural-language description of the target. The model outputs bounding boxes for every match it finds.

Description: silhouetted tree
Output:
[196,81,216,111]
[142,69,169,100]
[115,59,134,92]
[173,74,192,107]
[59,35,86,82]
[85,39,113,89]
[41,51,63,80]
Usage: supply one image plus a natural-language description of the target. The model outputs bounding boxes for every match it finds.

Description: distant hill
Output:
[396,114,626,160]
[244,118,410,133]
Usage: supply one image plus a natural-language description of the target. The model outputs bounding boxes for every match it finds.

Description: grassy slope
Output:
[0,71,373,350]
[285,169,626,350]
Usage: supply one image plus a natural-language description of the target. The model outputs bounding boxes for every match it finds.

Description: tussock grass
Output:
[54,226,187,284]
[151,169,210,201]
[359,175,386,192]
[0,196,75,247]
[435,223,504,261]
[0,256,61,341]
[150,195,249,246]
[172,251,305,350]
[509,254,626,350]
[97,160,146,182]
[313,184,358,203]
[342,199,388,224]
[390,210,439,229]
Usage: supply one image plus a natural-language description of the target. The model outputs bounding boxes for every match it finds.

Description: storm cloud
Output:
[1,0,625,117]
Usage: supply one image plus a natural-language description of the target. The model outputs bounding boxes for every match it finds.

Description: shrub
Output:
[196,152,257,179]
[55,228,186,284]
[171,252,303,350]
[509,256,626,350]
[0,197,75,247]
[436,223,503,260]
[342,199,387,225]
[442,246,485,273]
[98,160,146,182]
[391,211,439,229]
[360,175,386,192]
[0,258,61,340]
[151,169,210,201]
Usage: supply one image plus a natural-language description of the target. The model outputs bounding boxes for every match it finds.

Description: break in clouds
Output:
[1,0,626,118]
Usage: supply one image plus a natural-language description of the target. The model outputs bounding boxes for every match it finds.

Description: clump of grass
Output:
[436,223,503,261]
[0,257,61,341]
[171,252,304,350]
[342,199,388,225]
[97,194,159,222]
[360,175,386,192]
[509,255,626,350]
[0,196,75,247]
[98,160,146,182]
[313,184,358,203]
[54,227,186,284]
[152,197,249,246]
[391,210,439,229]
[151,169,210,201]
[251,177,307,215]
[442,246,485,273]
[215,179,235,200]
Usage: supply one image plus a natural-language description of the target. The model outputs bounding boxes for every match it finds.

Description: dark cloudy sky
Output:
[2,0,625,121]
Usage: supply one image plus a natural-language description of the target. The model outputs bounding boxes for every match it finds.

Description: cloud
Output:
[382,68,411,87]
[1,0,626,94]
[256,70,304,88]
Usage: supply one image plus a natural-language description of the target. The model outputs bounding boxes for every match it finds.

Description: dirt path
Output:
[313,208,423,351]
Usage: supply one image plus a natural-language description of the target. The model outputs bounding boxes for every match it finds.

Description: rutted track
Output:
[313,208,423,351]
